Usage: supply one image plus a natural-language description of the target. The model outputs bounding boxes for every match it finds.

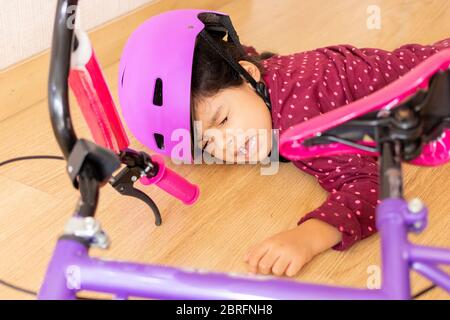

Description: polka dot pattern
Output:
[245,38,450,250]
[294,154,380,250]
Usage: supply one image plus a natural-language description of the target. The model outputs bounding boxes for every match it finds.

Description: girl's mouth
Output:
[237,135,257,159]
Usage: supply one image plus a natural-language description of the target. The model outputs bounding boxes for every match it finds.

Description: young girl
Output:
[118,9,450,278]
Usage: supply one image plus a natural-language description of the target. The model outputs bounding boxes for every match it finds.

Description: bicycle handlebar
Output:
[49,0,79,159]
[49,0,200,212]
[140,155,200,205]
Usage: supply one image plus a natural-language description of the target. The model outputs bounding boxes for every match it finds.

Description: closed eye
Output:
[219,116,228,126]
[202,140,209,152]
[201,114,227,153]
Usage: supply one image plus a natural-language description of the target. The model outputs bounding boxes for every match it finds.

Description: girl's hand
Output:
[244,219,342,277]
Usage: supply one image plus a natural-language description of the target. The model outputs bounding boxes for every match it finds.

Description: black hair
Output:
[191,34,276,110]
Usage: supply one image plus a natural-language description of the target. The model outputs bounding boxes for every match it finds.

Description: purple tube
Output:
[38,239,83,300]
[376,199,411,299]
[409,245,450,265]
[40,198,450,300]
[39,239,386,300]
[412,263,450,293]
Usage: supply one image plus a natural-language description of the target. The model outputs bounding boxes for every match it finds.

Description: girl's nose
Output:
[223,136,234,156]
[227,136,234,149]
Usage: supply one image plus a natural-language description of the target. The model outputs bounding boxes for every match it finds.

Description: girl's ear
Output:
[238,60,261,82]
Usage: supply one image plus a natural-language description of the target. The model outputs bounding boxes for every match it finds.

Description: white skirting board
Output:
[0,0,157,70]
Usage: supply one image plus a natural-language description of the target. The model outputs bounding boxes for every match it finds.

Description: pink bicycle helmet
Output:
[118,9,271,163]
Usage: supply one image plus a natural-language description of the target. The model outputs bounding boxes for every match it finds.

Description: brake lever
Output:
[109,164,162,226]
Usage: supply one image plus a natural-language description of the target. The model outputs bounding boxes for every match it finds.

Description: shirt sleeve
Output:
[290,38,450,251]
[264,39,450,251]
[345,38,450,101]
[294,154,379,251]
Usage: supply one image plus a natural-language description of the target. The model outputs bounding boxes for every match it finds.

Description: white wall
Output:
[0,0,156,69]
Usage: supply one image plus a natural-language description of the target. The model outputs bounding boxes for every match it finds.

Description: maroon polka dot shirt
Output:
[247,38,450,250]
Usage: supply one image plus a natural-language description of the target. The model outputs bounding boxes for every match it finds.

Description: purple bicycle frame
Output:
[38,198,450,300]
[40,0,450,300]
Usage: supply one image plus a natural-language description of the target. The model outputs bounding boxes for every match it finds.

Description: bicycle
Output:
[37,0,450,299]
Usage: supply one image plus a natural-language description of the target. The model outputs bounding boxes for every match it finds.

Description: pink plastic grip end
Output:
[140,155,200,205]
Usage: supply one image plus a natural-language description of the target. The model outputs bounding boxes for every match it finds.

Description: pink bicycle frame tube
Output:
[69,30,129,154]
[280,49,450,166]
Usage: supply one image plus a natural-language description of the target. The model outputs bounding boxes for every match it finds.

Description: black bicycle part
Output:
[303,68,450,162]
[110,149,162,226]
[49,0,79,160]
[67,139,121,189]
[49,1,165,225]
[378,140,403,199]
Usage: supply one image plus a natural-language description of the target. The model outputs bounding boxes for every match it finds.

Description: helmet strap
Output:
[198,16,272,110]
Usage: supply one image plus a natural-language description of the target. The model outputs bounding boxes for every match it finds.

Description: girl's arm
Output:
[319,38,450,112]
[244,38,450,276]
[294,153,379,250]
[291,38,450,250]
[245,153,379,277]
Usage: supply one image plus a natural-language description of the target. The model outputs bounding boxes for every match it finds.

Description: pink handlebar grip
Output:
[140,155,199,205]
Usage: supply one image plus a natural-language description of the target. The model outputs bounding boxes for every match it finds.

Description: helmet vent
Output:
[153,78,163,106]
[121,68,126,87]
[154,133,165,150]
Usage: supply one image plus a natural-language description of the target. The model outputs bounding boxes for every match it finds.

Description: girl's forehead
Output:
[194,92,225,118]
[194,97,216,120]
[193,86,241,120]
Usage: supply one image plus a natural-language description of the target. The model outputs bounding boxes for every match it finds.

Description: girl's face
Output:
[194,61,273,163]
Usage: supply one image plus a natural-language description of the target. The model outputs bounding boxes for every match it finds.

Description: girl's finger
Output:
[244,244,260,262]
[258,249,280,275]
[271,255,291,276]
[246,245,270,273]
[285,258,305,277]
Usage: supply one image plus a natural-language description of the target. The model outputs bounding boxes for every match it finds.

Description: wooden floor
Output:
[0,0,449,299]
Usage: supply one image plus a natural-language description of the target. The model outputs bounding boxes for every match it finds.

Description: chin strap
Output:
[198,14,272,110]
[255,81,272,110]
